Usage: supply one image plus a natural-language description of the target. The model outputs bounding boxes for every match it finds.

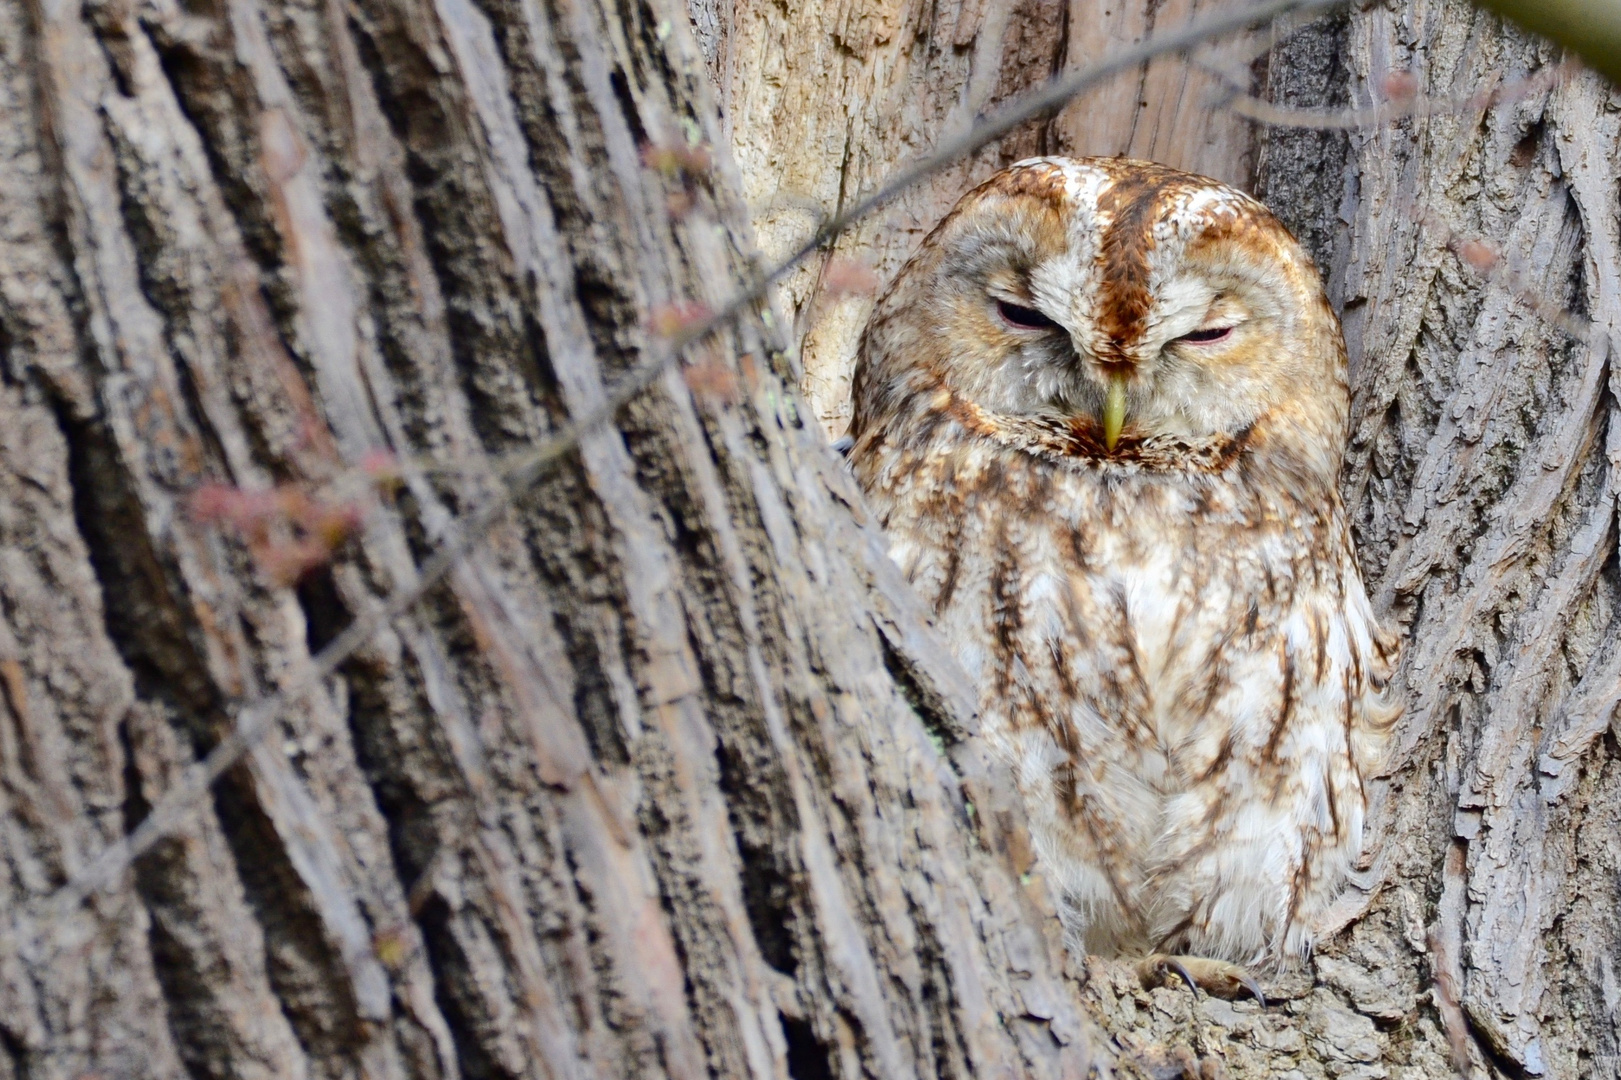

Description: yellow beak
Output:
[1103,371,1128,451]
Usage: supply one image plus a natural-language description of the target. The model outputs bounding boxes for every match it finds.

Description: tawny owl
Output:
[848,157,1401,989]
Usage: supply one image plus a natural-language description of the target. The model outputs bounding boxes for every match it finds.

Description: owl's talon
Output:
[1136,954,1266,1007]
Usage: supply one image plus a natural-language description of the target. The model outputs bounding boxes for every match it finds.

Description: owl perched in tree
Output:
[848,157,1401,991]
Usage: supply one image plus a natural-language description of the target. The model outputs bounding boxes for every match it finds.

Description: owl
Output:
[848,157,1401,992]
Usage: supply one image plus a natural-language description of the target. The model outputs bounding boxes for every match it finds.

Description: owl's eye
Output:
[1175,325,1233,344]
[997,301,1059,331]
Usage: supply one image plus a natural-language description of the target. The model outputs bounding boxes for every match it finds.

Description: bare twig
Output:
[36,0,1340,920]
[1423,212,1604,347]
[1215,63,1569,130]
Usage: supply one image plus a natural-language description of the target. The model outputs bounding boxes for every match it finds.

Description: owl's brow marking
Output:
[40,0,1343,920]
[1095,168,1195,357]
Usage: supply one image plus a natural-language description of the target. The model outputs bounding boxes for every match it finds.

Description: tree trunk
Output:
[0,0,1089,1077]
[713,1,1621,1077]
[2,0,1618,1075]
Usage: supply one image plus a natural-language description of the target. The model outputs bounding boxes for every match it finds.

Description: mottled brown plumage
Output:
[849,157,1401,968]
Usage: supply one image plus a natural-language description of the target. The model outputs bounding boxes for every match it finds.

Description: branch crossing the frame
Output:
[37,0,1341,922]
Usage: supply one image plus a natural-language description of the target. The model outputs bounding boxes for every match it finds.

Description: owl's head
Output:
[850,157,1348,484]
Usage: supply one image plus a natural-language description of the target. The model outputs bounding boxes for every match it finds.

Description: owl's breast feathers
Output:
[854,403,1401,965]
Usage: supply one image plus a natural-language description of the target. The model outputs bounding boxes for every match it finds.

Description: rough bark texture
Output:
[0,0,1096,1077]
[713,1,1621,1077]
[2,0,1618,1075]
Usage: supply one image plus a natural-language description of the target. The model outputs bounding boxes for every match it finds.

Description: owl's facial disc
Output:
[850,157,1349,485]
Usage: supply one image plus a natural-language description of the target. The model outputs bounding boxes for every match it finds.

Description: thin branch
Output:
[770,0,1339,285]
[1215,64,1569,130]
[1425,213,1604,347]
[35,0,1339,920]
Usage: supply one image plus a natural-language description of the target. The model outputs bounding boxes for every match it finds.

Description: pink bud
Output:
[1382,71,1419,104]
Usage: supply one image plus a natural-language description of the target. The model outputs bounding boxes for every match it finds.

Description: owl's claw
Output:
[1136,953,1266,1007]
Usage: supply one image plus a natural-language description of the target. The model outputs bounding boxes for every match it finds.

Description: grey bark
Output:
[1271,8,1621,1076]
[0,0,1617,1075]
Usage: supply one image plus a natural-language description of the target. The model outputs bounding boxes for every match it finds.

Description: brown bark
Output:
[714,1,1621,1077]
[1,0,1617,1075]
[0,0,1090,1076]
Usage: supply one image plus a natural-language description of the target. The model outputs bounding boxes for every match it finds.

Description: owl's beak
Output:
[1103,371,1128,450]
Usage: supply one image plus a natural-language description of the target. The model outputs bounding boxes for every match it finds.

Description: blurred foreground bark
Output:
[712,1,1621,1076]
[0,0,1091,1076]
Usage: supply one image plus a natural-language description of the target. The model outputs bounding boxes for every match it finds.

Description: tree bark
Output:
[713,1,1621,1077]
[0,0,1090,1077]
[2,0,1618,1076]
